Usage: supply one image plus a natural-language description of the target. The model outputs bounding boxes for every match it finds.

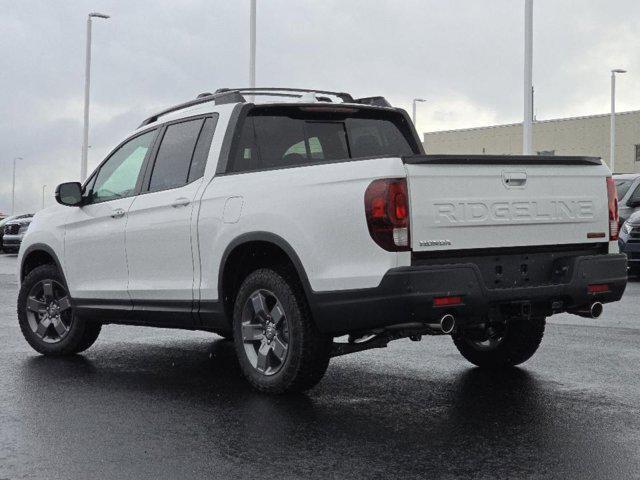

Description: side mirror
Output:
[55,182,84,207]
[628,199,640,208]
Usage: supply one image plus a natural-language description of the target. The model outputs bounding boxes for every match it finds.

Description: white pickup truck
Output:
[17,88,627,393]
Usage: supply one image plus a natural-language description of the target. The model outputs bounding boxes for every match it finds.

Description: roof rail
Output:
[138,90,245,128]
[138,88,393,128]
[215,87,355,103]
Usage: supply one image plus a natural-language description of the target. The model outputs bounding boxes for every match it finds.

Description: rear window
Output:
[228,107,418,173]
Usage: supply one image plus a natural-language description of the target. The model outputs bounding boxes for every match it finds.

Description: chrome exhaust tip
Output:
[425,314,456,334]
[570,301,603,319]
[589,302,603,319]
[439,314,456,334]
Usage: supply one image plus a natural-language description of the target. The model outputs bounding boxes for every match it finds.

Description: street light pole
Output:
[249,0,256,88]
[412,98,426,126]
[523,0,534,155]
[42,185,47,210]
[11,157,22,216]
[81,12,110,182]
[610,69,627,173]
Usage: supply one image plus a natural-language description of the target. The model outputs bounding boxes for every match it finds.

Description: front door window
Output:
[88,130,156,203]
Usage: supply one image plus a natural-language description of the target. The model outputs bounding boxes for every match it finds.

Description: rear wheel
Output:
[452,317,545,369]
[233,268,332,394]
[18,265,102,356]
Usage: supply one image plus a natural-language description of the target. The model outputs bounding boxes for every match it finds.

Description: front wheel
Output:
[233,268,332,394]
[452,317,545,369]
[18,265,102,356]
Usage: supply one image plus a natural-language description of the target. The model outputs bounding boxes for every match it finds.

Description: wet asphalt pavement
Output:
[1,253,639,480]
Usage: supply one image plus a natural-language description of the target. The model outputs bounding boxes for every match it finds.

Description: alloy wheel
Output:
[240,289,290,376]
[25,279,73,344]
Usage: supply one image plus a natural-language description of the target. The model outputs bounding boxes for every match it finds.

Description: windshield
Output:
[615,179,634,199]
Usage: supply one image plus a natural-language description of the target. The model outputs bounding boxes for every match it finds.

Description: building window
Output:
[537,150,555,156]
[635,144,640,162]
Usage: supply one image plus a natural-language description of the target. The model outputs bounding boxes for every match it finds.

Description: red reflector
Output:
[588,284,610,294]
[434,296,463,307]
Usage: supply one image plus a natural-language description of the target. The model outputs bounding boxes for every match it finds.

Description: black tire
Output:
[452,317,545,369]
[233,268,332,394]
[18,264,102,356]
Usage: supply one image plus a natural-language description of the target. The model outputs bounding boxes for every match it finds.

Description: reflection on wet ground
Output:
[7,336,638,480]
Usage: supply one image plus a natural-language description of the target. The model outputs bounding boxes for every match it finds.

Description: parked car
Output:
[16,88,627,393]
[1,214,33,253]
[614,173,640,223]
[0,215,15,251]
[619,210,640,274]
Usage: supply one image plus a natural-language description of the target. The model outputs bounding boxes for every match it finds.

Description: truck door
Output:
[124,116,217,324]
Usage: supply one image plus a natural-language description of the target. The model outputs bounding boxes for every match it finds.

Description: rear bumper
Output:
[311,253,627,335]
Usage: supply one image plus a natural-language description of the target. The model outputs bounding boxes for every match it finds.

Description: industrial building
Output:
[423,110,640,173]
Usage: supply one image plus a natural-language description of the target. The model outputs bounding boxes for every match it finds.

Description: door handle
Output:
[172,197,191,208]
[111,208,126,219]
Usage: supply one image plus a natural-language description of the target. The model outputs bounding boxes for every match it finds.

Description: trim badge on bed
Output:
[419,239,452,247]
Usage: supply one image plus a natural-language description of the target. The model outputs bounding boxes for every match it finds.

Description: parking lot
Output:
[1,252,639,479]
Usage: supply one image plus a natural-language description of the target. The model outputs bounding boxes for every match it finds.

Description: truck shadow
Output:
[16,338,629,479]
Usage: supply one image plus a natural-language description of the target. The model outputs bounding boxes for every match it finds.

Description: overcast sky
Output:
[1,0,639,215]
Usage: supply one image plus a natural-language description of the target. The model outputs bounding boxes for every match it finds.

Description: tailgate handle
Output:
[502,171,527,188]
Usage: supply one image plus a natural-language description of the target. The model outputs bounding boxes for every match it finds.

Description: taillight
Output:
[364,178,410,251]
[606,177,619,240]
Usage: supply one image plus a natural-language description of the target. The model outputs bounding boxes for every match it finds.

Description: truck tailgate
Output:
[404,155,611,252]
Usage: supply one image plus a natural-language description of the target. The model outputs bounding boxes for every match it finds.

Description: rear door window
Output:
[148,119,203,192]
[188,116,218,182]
